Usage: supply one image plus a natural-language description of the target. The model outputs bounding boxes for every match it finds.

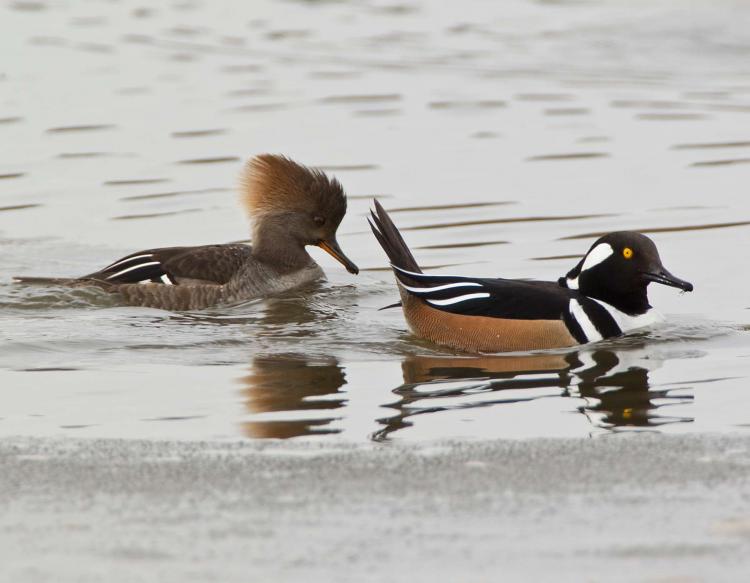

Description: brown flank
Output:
[401,292,577,353]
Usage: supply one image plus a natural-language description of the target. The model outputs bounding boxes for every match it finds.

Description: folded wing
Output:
[83,244,253,286]
[392,265,572,320]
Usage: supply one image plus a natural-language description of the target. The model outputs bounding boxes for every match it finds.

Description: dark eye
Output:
[313,216,326,226]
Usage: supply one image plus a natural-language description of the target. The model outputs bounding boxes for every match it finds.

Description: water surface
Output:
[1,0,749,442]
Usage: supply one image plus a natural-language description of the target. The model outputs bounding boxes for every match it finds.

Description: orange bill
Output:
[318,239,359,274]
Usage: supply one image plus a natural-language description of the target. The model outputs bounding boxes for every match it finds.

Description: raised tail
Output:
[368,199,421,274]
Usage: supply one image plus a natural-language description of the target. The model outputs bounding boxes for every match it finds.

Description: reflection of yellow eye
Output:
[623,247,633,259]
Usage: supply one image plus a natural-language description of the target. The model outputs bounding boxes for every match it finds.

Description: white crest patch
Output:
[581,243,614,272]
[566,243,613,289]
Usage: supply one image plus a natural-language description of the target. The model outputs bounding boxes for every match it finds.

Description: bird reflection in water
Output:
[239,354,346,438]
[373,349,693,441]
[572,350,692,429]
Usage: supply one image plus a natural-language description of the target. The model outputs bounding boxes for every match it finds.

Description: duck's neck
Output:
[584,285,651,316]
[251,215,313,273]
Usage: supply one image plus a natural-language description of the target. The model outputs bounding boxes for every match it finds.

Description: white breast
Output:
[591,298,663,333]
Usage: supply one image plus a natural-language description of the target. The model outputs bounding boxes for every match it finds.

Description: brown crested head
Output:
[240,154,358,274]
[241,154,347,225]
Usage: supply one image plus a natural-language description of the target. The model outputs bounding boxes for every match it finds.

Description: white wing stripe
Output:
[103,253,154,271]
[392,264,471,280]
[106,261,160,280]
[400,281,482,294]
[569,299,602,343]
[427,293,490,306]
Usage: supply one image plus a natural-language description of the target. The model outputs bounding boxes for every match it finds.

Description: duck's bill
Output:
[318,239,359,275]
[642,269,693,292]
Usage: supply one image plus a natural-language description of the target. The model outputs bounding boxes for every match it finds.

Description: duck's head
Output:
[241,154,358,274]
[559,231,692,314]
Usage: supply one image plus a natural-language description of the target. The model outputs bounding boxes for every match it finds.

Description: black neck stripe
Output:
[580,298,622,339]
[563,310,588,344]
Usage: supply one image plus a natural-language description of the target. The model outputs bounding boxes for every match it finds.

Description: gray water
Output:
[1,0,750,442]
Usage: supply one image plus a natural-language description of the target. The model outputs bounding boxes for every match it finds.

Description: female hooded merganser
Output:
[369,200,693,353]
[15,154,359,310]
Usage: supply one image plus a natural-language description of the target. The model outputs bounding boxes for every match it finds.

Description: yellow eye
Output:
[623,247,633,259]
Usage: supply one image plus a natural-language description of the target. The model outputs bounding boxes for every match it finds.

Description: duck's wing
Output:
[82,244,253,286]
[392,265,570,319]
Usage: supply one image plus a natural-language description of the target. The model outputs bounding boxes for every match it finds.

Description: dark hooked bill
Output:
[318,239,359,275]
[642,269,693,292]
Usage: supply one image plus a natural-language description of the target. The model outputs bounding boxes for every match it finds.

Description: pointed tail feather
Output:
[13,276,77,285]
[368,199,421,274]
[13,276,112,289]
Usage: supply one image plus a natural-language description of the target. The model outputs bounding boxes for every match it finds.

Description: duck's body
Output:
[80,243,324,311]
[385,266,663,352]
[15,155,358,310]
[369,201,692,353]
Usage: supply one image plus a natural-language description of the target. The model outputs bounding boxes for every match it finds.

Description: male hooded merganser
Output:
[368,200,693,353]
[15,154,359,310]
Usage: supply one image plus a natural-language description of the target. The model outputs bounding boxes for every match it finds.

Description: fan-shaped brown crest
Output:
[240,154,347,224]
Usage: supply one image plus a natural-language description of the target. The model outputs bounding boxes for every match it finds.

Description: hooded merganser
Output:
[15,154,359,310]
[368,200,693,353]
